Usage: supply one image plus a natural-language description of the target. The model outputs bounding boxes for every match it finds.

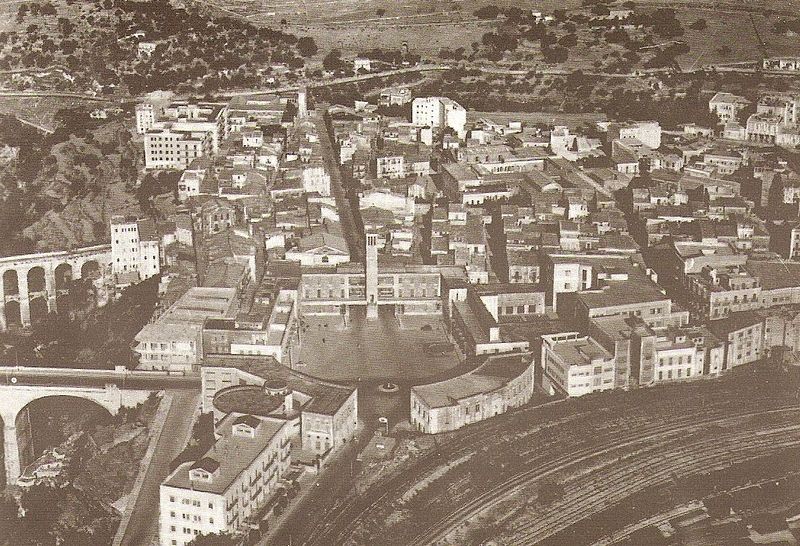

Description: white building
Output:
[709,92,751,124]
[609,121,662,150]
[135,103,156,135]
[541,332,616,397]
[144,126,211,170]
[301,164,331,197]
[410,353,535,434]
[412,97,467,139]
[135,287,239,371]
[178,167,208,202]
[137,41,157,58]
[159,414,292,546]
[111,215,161,285]
[353,57,372,72]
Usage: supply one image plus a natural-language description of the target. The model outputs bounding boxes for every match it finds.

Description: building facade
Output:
[410,353,535,434]
[111,215,161,285]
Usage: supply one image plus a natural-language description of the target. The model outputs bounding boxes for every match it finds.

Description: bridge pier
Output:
[3,422,20,487]
[0,383,153,487]
[45,269,56,313]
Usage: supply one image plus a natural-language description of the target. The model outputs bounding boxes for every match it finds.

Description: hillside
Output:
[0,0,317,94]
[0,114,143,254]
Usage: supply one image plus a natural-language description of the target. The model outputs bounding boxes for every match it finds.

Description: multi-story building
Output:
[379,87,412,106]
[135,103,156,135]
[200,354,358,456]
[687,265,762,320]
[111,215,161,285]
[607,121,662,150]
[143,102,227,169]
[135,287,239,371]
[161,102,227,152]
[203,289,299,366]
[410,352,535,434]
[144,126,211,170]
[708,311,764,370]
[541,332,616,397]
[709,92,750,123]
[411,97,467,138]
[159,414,292,545]
[299,234,442,318]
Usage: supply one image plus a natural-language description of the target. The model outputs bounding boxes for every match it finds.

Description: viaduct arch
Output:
[0,244,111,330]
[0,384,151,486]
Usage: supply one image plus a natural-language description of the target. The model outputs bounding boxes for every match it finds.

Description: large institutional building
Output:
[143,102,228,170]
[299,233,443,318]
[159,354,358,545]
[159,413,293,545]
[411,96,467,139]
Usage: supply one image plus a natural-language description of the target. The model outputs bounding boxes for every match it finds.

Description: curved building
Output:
[410,352,536,434]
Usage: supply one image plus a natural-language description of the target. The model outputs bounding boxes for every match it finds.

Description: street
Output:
[118,389,200,546]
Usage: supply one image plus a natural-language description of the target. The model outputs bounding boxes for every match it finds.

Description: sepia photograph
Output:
[2,0,800,544]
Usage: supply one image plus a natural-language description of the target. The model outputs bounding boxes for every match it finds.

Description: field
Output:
[212,0,800,66]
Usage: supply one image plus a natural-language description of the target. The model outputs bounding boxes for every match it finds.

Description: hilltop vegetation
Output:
[0,113,142,255]
[1,0,317,94]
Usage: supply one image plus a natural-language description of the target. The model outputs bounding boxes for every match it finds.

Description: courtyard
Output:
[295,306,461,383]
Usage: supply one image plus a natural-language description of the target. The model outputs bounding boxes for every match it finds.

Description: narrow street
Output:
[118,389,200,546]
[315,110,364,262]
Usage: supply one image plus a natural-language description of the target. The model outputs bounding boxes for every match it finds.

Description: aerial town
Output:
[4,1,800,545]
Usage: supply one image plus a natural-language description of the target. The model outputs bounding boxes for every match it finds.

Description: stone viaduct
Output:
[0,244,112,330]
[0,383,152,486]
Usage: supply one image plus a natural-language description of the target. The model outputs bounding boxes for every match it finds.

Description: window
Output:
[170,496,175,503]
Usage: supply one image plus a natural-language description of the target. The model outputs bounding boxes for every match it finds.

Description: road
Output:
[0,90,119,102]
[315,110,364,262]
[118,389,200,546]
[0,366,200,390]
[225,64,450,97]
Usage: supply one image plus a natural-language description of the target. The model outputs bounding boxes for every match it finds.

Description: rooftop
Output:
[411,353,533,409]
[202,354,355,416]
[162,413,286,496]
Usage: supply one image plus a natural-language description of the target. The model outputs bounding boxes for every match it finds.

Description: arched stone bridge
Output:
[0,383,152,486]
[0,244,112,330]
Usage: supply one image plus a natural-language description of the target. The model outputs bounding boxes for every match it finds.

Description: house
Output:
[285,229,350,267]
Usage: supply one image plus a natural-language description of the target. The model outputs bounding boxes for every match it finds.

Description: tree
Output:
[689,18,707,31]
[296,36,317,57]
[474,5,500,19]
[188,533,238,546]
[376,8,385,16]
[322,48,342,71]
[16,3,28,22]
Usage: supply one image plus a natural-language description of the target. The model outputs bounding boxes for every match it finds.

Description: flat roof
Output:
[202,354,355,416]
[551,336,612,365]
[743,260,800,291]
[577,270,669,310]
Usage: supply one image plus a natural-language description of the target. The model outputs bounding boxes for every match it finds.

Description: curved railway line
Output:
[299,374,800,546]
[410,405,800,546]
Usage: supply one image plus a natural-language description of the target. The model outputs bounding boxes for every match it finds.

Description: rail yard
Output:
[297,362,800,545]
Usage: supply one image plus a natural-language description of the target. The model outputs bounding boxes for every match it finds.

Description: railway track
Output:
[301,375,797,546]
[406,404,800,546]
[507,424,800,545]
